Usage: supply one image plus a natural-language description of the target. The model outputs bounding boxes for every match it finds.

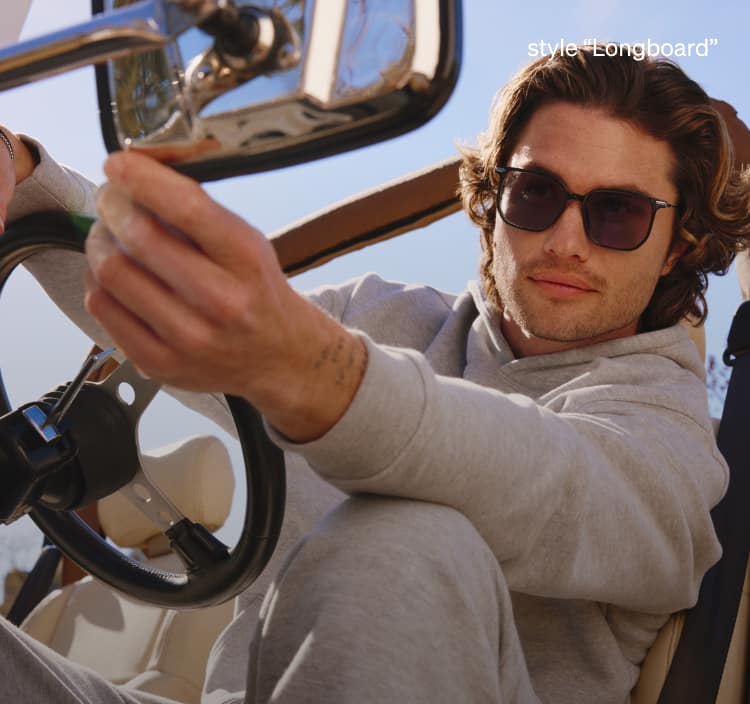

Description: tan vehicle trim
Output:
[271,157,462,276]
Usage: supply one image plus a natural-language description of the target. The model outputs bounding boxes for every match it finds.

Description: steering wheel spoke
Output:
[95,359,161,426]
[118,465,187,533]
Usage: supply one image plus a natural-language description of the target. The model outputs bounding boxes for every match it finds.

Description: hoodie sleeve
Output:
[8,136,98,222]
[268,335,726,615]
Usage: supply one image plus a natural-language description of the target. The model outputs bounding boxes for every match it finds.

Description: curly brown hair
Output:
[459,45,750,331]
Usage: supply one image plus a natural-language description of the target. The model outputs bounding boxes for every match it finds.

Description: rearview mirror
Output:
[0,0,461,181]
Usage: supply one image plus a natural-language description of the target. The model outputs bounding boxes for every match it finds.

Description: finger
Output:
[84,275,225,392]
[86,220,216,351]
[131,137,221,164]
[94,184,246,322]
[84,273,178,381]
[103,151,264,269]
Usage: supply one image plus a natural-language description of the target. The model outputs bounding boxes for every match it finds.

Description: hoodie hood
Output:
[465,279,707,399]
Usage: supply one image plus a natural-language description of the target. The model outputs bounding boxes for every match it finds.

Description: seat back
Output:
[631,314,750,704]
[631,559,750,704]
[21,435,236,704]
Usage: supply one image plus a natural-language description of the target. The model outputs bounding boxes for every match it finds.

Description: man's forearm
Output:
[257,296,368,443]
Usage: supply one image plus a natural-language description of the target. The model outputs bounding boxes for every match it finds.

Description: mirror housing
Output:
[93,0,461,181]
[0,1,461,181]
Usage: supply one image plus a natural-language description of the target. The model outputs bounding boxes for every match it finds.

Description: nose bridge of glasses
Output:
[561,190,587,219]
[556,190,587,226]
[542,221,591,265]
[546,191,592,252]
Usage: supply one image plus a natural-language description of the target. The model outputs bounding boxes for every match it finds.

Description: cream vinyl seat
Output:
[20,435,237,704]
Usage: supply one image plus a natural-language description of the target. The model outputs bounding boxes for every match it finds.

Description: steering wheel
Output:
[0,211,286,609]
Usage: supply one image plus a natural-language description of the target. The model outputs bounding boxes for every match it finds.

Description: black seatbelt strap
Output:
[6,536,61,626]
[658,301,750,703]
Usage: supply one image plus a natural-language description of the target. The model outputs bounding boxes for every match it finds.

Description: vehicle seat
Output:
[631,321,748,702]
[20,435,237,704]
[631,558,749,703]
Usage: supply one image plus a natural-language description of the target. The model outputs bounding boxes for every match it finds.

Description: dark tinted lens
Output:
[498,170,567,231]
[585,190,653,250]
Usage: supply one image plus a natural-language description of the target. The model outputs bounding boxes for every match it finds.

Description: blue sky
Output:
[0,0,748,583]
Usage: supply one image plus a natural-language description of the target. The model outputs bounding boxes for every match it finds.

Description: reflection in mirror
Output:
[96,0,460,179]
[337,0,413,99]
[110,37,191,145]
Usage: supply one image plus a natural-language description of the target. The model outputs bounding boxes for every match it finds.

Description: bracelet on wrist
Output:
[0,128,15,162]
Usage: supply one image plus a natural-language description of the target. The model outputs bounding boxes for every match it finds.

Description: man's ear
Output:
[660,239,688,276]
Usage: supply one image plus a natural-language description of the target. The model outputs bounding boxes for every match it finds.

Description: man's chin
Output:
[523,319,640,346]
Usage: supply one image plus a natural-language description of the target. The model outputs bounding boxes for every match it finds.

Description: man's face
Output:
[491,101,683,357]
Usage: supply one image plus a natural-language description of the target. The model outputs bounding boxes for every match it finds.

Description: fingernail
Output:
[86,226,115,272]
[103,152,125,180]
[95,183,134,237]
[86,240,107,273]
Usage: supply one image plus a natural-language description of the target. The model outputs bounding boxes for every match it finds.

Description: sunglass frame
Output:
[494,166,677,252]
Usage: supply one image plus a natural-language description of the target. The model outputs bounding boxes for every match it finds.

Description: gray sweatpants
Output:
[0,496,539,703]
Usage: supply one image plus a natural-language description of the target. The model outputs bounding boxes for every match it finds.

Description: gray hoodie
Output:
[8,142,726,703]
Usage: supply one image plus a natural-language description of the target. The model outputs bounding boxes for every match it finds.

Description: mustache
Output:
[522,258,607,291]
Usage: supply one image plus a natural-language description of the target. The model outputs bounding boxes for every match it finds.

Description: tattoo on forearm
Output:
[315,334,365,388]
[313,345,329,369]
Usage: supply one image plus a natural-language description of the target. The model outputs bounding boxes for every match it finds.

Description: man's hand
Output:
[0,126,38,232]
[86,151,367,443]
[711,99,750,168]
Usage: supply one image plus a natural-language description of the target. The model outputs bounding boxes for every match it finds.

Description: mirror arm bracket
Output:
[187,6,301,113]
[0,0,230,92]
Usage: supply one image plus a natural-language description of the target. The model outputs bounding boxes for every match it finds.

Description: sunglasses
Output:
[494,166,678,251]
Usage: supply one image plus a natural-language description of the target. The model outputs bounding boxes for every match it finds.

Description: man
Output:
[1,45,750,703]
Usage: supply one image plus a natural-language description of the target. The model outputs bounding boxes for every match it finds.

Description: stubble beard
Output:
[491,263,656,344]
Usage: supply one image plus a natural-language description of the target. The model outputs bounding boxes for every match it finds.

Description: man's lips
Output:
[528,272,598,296]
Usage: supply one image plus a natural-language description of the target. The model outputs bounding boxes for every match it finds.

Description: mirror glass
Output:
[96,0,461,180]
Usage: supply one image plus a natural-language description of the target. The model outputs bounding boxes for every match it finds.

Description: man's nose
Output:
[542,200,591,261]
